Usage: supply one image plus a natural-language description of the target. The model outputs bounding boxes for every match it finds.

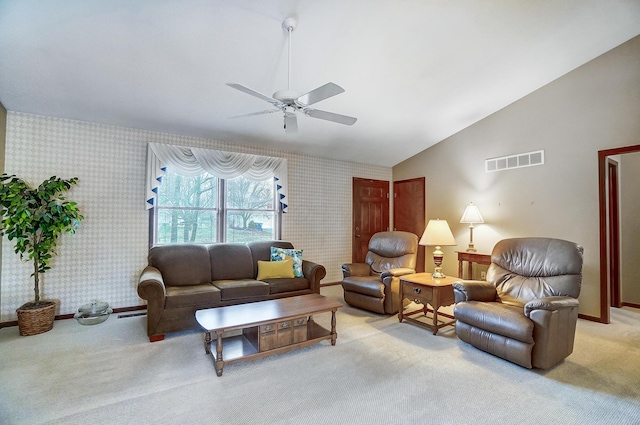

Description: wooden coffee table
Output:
[195,294,342,376]
[398,273,459,335]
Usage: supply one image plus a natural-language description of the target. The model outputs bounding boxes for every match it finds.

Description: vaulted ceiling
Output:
[1,1,639,166]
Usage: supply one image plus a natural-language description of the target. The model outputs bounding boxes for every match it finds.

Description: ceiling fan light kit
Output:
[227,17,357,133]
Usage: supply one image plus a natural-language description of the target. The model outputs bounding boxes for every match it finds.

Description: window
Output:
[145,143,288,246]
[153,170,279,245]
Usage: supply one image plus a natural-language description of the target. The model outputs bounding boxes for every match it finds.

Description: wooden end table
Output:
[398,273,459,335]
[195,294,342,376]
[456,251,491,279]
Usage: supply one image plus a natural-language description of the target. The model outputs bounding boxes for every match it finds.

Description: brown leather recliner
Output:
[453,237,584,369]
[341,231,418,314]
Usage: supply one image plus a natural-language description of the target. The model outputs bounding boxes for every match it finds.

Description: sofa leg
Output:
[149,334,165,342]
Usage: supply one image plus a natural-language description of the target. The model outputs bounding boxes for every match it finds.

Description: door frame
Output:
[598,144,640,323]
[607,158,621,309]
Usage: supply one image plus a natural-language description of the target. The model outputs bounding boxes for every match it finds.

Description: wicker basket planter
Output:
[16,301,56,336]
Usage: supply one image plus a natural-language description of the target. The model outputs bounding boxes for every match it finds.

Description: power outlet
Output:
[480,271,487,280]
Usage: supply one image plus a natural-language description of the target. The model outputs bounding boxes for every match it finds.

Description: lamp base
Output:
[431,266,446,279]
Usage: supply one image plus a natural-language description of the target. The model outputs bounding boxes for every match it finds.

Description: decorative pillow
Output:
[270,247,303,277]
[257,259,294,280]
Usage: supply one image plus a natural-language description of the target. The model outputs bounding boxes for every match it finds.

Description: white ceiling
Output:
[1,1,639,167]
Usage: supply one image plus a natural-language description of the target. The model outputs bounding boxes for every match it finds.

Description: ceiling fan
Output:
[227,17,357,134]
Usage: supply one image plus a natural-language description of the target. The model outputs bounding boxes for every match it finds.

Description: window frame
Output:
[148,171,282,247]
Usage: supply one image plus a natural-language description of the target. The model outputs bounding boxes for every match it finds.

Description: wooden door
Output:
[352,178,390,263]
[393,177,426,272]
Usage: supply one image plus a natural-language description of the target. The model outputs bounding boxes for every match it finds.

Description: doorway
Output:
[598,144,640,323]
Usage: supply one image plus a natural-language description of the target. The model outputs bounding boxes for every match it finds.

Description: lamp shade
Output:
[419,219,456,246]
[460,203,484,224]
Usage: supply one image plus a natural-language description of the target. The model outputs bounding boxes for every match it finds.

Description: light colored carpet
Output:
[1,286,639,425]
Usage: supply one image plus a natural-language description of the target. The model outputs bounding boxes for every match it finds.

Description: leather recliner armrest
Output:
[380,267,415,280]
[524,296,579,317]
[452,280,497,303]
[341,263,371,277]
[137,266,167,301]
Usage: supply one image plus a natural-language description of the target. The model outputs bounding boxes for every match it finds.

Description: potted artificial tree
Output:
[0,174,84,336]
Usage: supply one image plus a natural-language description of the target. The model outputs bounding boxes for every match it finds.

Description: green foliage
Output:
[0,174,84,305]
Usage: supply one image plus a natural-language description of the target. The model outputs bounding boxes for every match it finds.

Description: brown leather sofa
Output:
[453,237,583,369]
[137,240,326,342]
[341,231,418,314]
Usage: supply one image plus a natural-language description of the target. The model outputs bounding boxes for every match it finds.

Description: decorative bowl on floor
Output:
[74,301,112,325]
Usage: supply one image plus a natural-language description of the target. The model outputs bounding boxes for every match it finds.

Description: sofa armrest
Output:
[380,267,415,280]
[302,260,326,294]
[137,266,167,301]
[341,263,371,278]
[524,296,579,317]
[452,280,497,303]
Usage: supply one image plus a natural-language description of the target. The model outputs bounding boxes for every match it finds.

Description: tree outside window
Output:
[155,170,277,244]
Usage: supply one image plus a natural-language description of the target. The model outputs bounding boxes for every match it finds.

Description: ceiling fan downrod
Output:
[282,17,297,91]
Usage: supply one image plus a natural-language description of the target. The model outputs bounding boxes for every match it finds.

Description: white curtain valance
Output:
[145,143,288,212]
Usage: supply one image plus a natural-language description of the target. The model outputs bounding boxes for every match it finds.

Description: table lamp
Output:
[419,219,456,278]
[460,202,484,252]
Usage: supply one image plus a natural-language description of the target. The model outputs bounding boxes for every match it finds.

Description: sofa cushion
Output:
[213,279,270,300]
[454,301,534,343]
[165,284,221,308]
[257,259,294,280]
[262,277,311,294]
[209,243,254,280]
[148,244,212,287]
[270,247,303,277]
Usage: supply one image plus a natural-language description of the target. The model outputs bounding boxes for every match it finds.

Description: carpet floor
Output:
[1,285,639,424]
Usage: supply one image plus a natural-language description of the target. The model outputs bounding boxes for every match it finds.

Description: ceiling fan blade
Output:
[227,109,281,119]
[296,82,345,106]
[284,112,298,134]
[306,109,357,126]
[226,83,282,107]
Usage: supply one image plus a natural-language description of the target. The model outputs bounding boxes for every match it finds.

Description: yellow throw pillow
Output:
[257,259,294,280]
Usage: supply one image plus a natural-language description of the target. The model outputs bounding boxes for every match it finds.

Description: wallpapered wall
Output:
[0,112,391,321]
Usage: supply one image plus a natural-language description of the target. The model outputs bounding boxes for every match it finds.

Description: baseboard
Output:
[621,301,640,309]
[578,313,606,323]
[320,281,341,287]
[0,305,147,329]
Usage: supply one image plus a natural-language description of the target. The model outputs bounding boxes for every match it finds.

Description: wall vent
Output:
[485,150,544,172]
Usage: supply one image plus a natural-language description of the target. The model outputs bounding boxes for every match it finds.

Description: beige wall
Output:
[0,112,391,321]
[620,152,640,305]
[393,35,640,318]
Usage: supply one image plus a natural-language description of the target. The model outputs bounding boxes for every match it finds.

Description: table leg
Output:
[330,309,337,346]
[432,305,439,335]
[215,331,224,377]
[458,260,463,278]
[204,331,212,354]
